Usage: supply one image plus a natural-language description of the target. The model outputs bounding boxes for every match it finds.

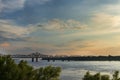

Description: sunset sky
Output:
[0,0,120,56]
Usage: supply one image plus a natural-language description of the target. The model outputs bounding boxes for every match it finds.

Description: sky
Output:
[0,0,120,56]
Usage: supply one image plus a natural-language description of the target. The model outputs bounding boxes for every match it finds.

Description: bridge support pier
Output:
[53,60,55,62]
[47,59,50,62]
[36,57,38,62]
[32,58,34,62]
[32,57,39,62]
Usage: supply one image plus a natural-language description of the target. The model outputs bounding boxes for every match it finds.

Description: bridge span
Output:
[11,52,49,62]
[1,52,120,62]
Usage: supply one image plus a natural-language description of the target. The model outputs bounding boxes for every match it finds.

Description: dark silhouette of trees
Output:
[0,56,61,80]
[112,71,120,80]
[83,71,120,80]
[35,66,61,80]
[101,75,109,80]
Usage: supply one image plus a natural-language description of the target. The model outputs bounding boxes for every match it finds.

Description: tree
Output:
[83,71,110,80]
[112,71,120,80]
[0,56,18,80]
[17,60,35,80]
[35,66,61,80]
[83,71,93,80]
[0,56,61,80]
[101,75,109,80]
[93,73,101,80]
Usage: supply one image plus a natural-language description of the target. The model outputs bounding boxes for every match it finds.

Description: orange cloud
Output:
[0,42,10,47]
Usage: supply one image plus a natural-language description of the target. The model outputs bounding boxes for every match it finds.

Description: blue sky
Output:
[0,0,120,55]
[0,0,117,25]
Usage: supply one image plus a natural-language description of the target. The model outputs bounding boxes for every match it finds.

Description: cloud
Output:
[61,12,120,39]
[0,19,37,43]
[37,13,120,33]
[6,42,58,54]
[0,0,25,13]
[0,35,25,43]
[0,42,10,47]
[96,1,120,15]
[37,19,87,30]
[54,39,120,56]
[26,0,52,5]
[87,13,120,35]
[91,13,120,29]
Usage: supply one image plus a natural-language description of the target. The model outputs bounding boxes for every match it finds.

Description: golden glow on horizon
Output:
[0,42,10,47]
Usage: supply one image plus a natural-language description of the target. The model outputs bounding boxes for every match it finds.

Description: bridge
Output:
[10,52,70,62]
[1,52,120,62]
[10,52,49,62]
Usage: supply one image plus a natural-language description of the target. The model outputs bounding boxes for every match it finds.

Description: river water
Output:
[15,58,120,80]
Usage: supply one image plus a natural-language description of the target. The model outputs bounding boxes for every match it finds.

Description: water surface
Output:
[15,59,120,80]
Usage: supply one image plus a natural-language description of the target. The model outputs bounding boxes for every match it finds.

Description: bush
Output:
[83,71,120,80]
[0,56,61,80]
[112,71,120,80]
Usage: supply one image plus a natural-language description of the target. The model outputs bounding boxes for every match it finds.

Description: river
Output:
[15,58,120,80]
